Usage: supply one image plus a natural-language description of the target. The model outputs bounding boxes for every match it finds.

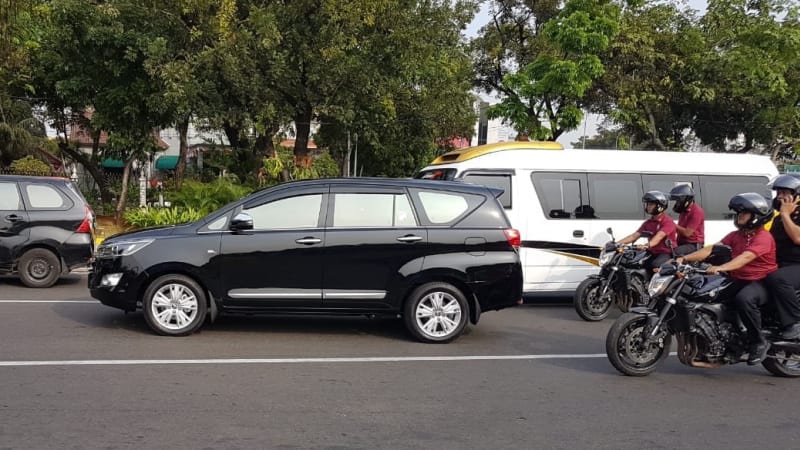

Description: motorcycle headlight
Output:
[599,249,614,266]
[648,274,673,297]
[95,238,154,259]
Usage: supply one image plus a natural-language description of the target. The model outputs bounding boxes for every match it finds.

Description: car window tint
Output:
[333,193,417,227]
[418,191,469,224]
[461,173,512,208]
[587,173,643,219]
[700,175,771,220]
[244,194,322,230]
[26,184,66,208]
[0,182,21,210]
[532,174,584,219]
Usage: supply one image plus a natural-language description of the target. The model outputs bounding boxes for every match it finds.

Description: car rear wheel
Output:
[404,282,469,343]
[143,274,208,336]
[18,248,61,288]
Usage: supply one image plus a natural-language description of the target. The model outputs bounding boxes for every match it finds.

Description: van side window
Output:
[699,175,771,220]
[587,173,644,220]
[642,175,701,221]
[461,173,512,208]
[531,172,586,219]
[0,182,22,210]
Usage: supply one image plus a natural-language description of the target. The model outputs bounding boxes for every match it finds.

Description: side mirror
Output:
[229,212,254,232]
[606,227,613,235]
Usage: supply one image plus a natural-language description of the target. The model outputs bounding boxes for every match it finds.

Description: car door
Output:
[218,185,328,308]
[321,185,427,309]
[0,181,29,269]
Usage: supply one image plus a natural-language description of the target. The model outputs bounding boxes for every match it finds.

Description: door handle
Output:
[4,214,22,222]
[295,237,322,245]
[573,230,584,238]
[396,235,423,243]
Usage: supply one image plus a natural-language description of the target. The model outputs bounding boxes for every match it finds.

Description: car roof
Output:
[0,174,70,183]
[277,177,495,194]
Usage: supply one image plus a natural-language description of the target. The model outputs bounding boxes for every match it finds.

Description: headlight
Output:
[648,274,673,297]
[599,249,614,266]
[95,238,154,258]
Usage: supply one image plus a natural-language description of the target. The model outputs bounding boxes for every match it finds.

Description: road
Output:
[1,274,797,449]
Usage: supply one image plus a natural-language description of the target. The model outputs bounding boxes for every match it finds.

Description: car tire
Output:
[143,274,208,336]
[18,248,61,288]
[404,282,469,343]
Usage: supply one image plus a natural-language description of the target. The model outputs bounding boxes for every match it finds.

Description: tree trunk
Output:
[57,141,113,204]
[293,106,313,165]
[115,158,134,223]
[646,109,667,151]
[175,117,189,190]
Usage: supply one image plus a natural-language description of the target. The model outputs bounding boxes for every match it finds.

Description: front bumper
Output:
[88,259,141,312]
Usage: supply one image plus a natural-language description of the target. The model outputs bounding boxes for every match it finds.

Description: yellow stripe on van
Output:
[430,141,563,165]
[545,250,600,267]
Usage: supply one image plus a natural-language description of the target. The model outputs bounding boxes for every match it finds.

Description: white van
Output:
[417,142,780,297]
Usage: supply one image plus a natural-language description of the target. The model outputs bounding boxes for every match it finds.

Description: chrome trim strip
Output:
[228,289,322,299]
[322,291,386,300]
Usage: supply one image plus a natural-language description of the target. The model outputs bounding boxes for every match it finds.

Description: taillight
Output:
[504,228,521,250]
[76,206,93,234]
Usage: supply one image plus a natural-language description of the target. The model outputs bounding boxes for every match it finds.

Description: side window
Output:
[461,173,512,208]
[332,193,417,227]
[416,191,472,224]
[642,175,700,221]
[531,172,587,219]
[587,173,644,220]
[25,183,70,209]
[699,175,772,220]
[206,215,229,231]
[0,182,22,210]
[244,194,322,230]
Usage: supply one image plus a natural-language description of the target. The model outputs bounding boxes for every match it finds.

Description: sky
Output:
[464,1,709,146]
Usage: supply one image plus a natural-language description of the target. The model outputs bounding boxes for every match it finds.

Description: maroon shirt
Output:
[720,228,777,281]
[637,213,678,255]
[678,203,705,245]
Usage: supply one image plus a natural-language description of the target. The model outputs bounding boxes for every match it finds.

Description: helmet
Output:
[642,191,668,216]
[669,184,695,213]
[728,192,774,230]
[771,174,800,195]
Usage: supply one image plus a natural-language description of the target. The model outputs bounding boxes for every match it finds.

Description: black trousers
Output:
[674,243,703,257]
[763,265,800,327]
[647,253,671,273]
[728,280,771,342]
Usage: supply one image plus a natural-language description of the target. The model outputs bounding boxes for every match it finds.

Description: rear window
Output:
[25,183,72,209]
[461,173,512,208]
[415,168,457,181]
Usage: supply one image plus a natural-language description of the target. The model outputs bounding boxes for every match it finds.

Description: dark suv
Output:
[90,178,522,342]
[0,174,94,287]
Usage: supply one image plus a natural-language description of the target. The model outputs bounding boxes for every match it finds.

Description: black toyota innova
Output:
[0,174,94,287]
[89,178,522,343]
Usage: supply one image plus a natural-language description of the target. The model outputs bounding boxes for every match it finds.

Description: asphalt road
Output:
[1,274,797,450]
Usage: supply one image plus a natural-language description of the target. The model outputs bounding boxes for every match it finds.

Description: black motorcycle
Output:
[573,228,652,321]
[606,251,800,377]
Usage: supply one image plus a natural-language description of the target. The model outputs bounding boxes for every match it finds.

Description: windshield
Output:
[414,168,457,181]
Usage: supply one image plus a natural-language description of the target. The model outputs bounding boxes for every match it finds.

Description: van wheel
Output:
[404,282,469,343]
[143,274,207,336]
[18,248,61,288]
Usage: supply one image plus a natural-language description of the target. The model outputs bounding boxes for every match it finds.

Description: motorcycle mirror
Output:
[606,227,614,239]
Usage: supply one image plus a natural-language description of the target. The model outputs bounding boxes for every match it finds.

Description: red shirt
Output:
[678,203,705,245]
[637,213,678,255]
[720,228,777,281]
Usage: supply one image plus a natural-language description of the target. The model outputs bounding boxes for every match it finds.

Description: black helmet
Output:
[728,192,774,230]
[669,184,695,213]
[771,174,800,195]
[642,191,668,216]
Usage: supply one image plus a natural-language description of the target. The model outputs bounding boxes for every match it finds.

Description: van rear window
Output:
[415,168,456,181]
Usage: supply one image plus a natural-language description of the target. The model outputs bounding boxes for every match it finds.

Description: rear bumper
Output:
[61,233,94,271]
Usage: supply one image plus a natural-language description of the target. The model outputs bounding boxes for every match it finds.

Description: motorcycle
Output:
[573,228,652,321]
[606,246,800,377]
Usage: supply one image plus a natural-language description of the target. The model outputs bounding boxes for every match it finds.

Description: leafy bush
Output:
[10,155,51,175]
[123,207,204,228]
[166,179,252,215]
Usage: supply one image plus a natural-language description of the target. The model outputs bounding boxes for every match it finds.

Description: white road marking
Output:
[0,354,619,367]
[0,300,97,303]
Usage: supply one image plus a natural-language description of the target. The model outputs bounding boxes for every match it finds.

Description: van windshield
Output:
[414,168,456,181]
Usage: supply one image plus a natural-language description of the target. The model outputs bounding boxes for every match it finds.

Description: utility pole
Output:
[345,130,351,177]
[353,133,358,178]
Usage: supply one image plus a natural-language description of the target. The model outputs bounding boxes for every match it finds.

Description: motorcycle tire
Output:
[574,277,612,321]
[762,347,800,378]
[606,312,672,377]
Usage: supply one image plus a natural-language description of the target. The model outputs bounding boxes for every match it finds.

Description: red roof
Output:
[68,110,168,149]
[280,139,318,149]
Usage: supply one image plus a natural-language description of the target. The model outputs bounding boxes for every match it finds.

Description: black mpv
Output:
[0,174,94,287]
[90,178,522,342]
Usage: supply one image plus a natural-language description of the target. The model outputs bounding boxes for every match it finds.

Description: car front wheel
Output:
[404,282,469,343]
[143,274,208,336]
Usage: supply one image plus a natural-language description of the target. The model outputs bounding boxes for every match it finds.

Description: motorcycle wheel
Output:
[606,312,672,377]
[574,278,612,321]
[762,347,800,378]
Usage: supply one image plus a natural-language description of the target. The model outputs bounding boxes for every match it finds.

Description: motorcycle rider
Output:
[616,191,678,273]
[763,175,800,340]
[676,192,777,365]
[669,184,705,256]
